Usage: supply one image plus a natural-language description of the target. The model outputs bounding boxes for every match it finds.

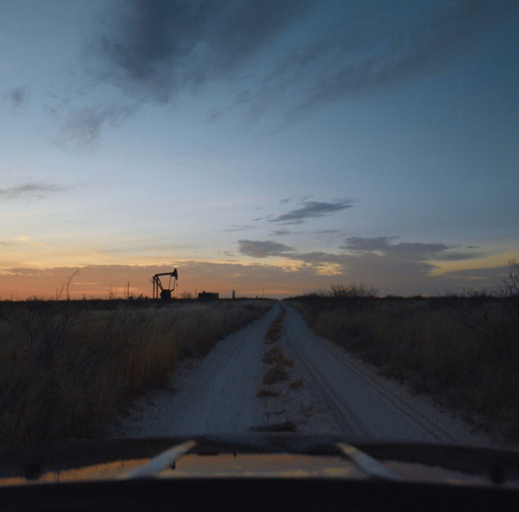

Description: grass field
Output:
[0,299,272,446]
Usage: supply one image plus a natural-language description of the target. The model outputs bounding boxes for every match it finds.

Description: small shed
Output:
[198,291,219,300]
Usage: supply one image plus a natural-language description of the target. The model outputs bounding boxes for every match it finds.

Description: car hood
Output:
[1,434,519,487]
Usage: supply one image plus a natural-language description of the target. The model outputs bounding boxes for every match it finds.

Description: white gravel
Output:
[112,303,504,449]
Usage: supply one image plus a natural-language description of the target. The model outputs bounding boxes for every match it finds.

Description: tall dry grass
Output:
[290,295,519,440]
[0,299,272,446]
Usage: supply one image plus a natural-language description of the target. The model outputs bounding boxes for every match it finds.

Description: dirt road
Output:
[116,303,492,446]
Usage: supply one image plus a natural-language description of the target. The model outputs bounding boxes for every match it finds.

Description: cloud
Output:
[270,228,341,237]
[270,229,293,237]
[315,229,342,235]
[252,0,519,123]
[78,1,517,136]
[270,200,354,224]
[5,86,28,108]
[0,262,336,300]
[340,236,480,261]
[0,253,510,301]
[62,105,135,144]
[232,232,491,294]
[442,265,510,282]
[222,224,255,232]
[87,0,318,103]
[238,239,294,258]
[0,183,63,201]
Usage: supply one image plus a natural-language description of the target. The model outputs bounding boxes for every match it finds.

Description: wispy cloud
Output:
[238,239,294,258]
[222,224,255,232]
[314,229,342,234]
[442,265,510,284]
[249,0,519,125]
[270,229,293,237]
[86,0,318,103]
[62,105,135,144]
[270,199,354,224]
[5,86,28,108]
[0,183,63,201]
[340,236,480,261]
[82,0,517,132]
[270,228,342,237]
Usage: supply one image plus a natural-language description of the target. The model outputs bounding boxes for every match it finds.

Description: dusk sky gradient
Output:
[1,0,518,299]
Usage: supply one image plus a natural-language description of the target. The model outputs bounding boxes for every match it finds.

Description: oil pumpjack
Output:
[151,269,178,300]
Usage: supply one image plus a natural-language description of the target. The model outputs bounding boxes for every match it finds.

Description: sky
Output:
[1,0,518,300]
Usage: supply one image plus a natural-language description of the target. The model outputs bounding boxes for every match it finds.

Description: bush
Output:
[455,260,519,355]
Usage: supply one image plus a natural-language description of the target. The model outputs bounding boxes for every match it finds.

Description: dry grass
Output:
[263,347,293,367]
[262,363,290,385]
[290,295,519,440]
[289,377,304,389]
[259,307,294,392]
[263,347,283,364]
[265,307,286,343]
[0,299,272,447]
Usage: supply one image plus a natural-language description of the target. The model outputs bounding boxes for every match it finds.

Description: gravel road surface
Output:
[115,303,494,447]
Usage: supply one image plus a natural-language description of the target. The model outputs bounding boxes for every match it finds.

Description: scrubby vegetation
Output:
[287,262,519,440]
[258,306,295,396]
[0,299,272,447]
[265,306,286,344]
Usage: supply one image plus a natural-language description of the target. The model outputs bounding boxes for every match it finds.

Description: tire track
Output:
[283,305,466,444]
[305,329,461,443]
[285,330,365,437]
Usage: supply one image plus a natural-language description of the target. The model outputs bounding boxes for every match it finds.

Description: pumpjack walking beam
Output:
[152,269,178,300]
